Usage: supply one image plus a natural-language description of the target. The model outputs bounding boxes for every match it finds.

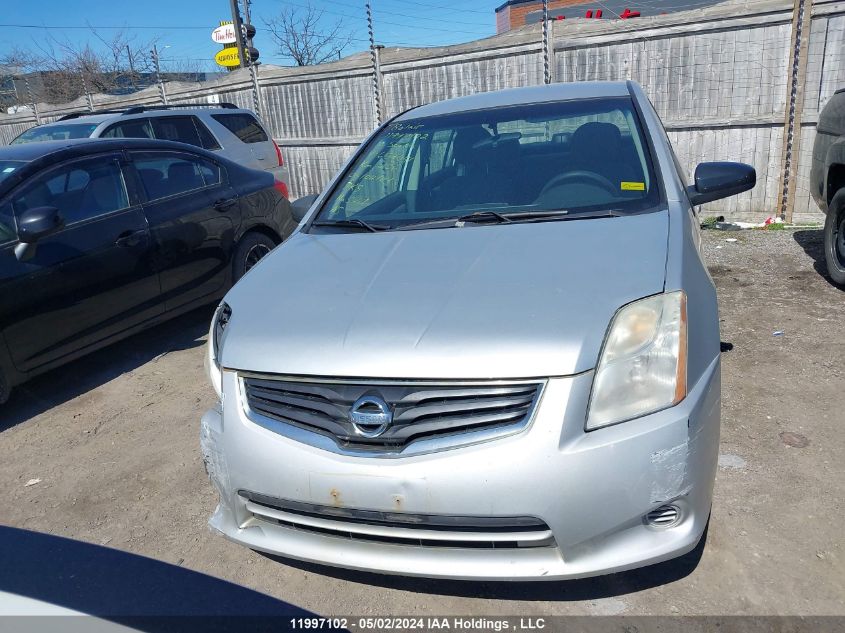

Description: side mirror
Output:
[14,206,64,262]
[291,194,318,222]
[687,162,756,206]
[18,206,64,243]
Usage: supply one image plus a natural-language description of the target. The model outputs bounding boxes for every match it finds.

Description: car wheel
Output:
[233,232,276,282]
[824,191,845,286]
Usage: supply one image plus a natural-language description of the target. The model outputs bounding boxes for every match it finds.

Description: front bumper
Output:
[201,358,720,581]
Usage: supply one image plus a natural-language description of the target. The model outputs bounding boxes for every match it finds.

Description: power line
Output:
[0,23,210,30]
[382,0,490,15]
[316,0,490,26]
[0,12,491,37]
[265,1,491,35]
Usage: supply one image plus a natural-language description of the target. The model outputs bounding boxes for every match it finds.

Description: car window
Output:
[0,160,25,185]
[211,113,269,144]
[10,157,129,227]
[0,202,15,243]
[194,119,222,151]
[197,158,222,186]
[316,97,660,228]
[132,153,219,202]
[150,116,202,147]
[11,123,99,144]
[101,119,154,140]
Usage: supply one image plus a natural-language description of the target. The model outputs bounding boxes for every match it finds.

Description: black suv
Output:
[811,88,845,284]
[0,138,295,403]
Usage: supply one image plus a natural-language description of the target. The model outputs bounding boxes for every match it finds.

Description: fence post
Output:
[367,2,384,127]
[542,0,551,84]
[80,73,94,112]
[151,45,169,105]
[778,0,814,223]
[23,75,40,125]
[250,63,263,118]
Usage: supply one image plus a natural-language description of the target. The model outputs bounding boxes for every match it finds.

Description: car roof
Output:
[396,81,633,120]
[38,114,116,126]
[0,137,216,161]
[0,138,228,199]
[0,138,97,160]
[25,105,254,130]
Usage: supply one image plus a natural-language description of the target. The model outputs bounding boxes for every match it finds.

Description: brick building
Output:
[495,0,593,33]
[495,0,722,33]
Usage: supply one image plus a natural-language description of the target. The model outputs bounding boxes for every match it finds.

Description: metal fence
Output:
[1,0,843,222]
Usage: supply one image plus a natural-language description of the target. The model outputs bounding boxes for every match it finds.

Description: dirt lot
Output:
[0,227,843,617]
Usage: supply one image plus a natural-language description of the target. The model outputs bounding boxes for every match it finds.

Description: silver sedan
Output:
[201,81,755,580]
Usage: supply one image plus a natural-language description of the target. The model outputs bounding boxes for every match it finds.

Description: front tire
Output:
[232,232,276,282]
[824,191,845,286]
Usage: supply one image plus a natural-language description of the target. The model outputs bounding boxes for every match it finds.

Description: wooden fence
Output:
[1,0,843,222]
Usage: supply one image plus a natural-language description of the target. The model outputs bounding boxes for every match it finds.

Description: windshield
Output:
[11,123,99,144]
[313,97,660,231]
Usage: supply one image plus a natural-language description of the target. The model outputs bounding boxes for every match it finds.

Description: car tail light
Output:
[273,140,284,167]
[274,180,289,199]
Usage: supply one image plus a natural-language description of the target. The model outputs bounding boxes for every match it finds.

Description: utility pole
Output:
[229,0,247,69]
[151,45,168,104]
[126,45,137,89]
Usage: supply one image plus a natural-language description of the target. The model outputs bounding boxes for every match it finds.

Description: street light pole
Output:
[242,0,255,51]
[229,0,248,69]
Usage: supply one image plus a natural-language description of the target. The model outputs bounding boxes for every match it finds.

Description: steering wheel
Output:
[537,170,618,200]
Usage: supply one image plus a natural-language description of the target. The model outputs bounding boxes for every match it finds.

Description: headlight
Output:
[206,302,232,399]
[586,291,687,430]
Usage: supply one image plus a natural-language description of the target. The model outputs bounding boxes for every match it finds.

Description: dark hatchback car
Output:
[811,87,845,285]
[0,138,295,403]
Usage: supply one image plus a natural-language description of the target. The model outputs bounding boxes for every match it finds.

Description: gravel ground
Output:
[0,226,842,617]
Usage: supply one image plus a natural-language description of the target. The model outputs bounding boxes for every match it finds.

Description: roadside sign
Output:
[212,23,238,44]
[215,47,241,67]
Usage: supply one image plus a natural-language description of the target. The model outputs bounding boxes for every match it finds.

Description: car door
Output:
[129,150,236,312]
[0,153,161,374]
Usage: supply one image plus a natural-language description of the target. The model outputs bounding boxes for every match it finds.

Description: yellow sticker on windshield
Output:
[621,181,646,191]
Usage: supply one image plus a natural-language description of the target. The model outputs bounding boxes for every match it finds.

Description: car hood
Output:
[222,211,669,379]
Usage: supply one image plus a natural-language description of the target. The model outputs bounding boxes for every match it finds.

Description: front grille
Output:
[241,376,542,452]
[241,491,554,549]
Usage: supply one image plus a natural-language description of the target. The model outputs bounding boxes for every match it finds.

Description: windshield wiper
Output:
[508,209,624,222]
[455,210,513,225]
[311,218,388,232]
[395,210,512,231]
[395,208,623,231]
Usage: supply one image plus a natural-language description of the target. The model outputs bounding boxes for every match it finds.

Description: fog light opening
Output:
[645,504,681,529]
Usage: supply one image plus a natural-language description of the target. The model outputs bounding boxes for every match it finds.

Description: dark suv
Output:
[811,88,845,284]
[0,138,295,403]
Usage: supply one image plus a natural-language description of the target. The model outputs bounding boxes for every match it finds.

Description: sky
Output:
[5,0,722,72]
[5,0,501,72]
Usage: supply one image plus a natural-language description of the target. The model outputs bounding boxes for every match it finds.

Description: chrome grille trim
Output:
[239,374,545,457]
[241,492,555,549]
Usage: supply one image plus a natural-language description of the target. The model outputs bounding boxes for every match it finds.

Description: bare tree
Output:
[0,47,42,108]
[264,3,353,66]
[33,27,159,102]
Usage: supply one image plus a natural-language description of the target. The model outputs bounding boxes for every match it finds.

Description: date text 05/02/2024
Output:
[289,618,547,631]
